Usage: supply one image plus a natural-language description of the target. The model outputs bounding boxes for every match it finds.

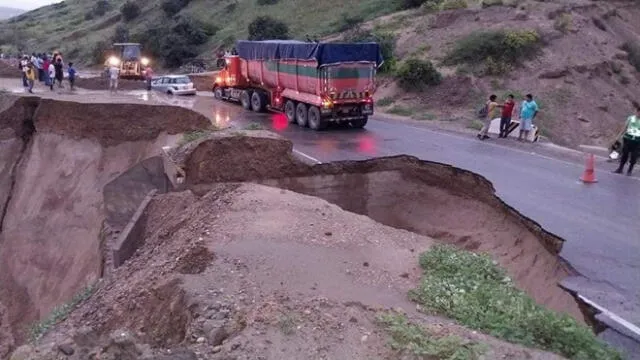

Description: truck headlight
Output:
[108,56,121,66]
[141,57,150,66]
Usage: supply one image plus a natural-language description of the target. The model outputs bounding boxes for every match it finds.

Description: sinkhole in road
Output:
[260,169,586,321]
[182,135,587,323]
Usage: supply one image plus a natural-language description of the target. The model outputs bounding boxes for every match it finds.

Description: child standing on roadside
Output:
[68,62,76,91]
[48,61,56,91]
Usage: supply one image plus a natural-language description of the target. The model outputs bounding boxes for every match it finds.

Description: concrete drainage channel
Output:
[100,133,638,357]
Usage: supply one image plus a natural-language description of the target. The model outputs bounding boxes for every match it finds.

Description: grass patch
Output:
[388,105,414,116]
[377,97,395,107]
[444,29,542,75]
[467,119,484,130]
[244,122,264,130]
[179,129,210,145]
[553,13,572,34]
[29,284,96,342]
[379,313,485,359]
[412,112,437,120]
[622,41,640,72]
[409,245,622,360]
[395,58,442,91]
[278,314,297,335]
[441,0,468,10]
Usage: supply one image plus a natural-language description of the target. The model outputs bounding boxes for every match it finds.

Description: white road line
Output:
[578,295,640,339]
[293,149,322,164]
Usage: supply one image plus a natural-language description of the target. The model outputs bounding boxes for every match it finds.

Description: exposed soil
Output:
[176,132,582,320]
[0,105,592,359]
[0,60,21,79]
[27,185,563,360]
[189,72,216,92]
[0,96,211,355]
[34,98,210,146]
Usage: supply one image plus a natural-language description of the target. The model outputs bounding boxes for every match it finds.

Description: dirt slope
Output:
[368,0,640,147]
[176,132,582,322]
[21,184,564,360]
[0,96,210,354]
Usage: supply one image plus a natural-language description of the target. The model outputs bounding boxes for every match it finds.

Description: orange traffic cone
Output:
[580,154,598,183]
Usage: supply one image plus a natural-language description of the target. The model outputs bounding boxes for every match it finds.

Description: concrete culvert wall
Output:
[0,96,211,354]
[182,134,583,321]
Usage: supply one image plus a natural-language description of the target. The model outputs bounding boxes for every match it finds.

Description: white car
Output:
[151,75,196,96]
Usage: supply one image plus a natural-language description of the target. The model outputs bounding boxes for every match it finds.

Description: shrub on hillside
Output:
[161,0,191,16]
[554,13,572,33]
[120,2,141,22]
[441,0,467,10]
[399,0,443,10]
[172,16,209,45]
[248,16,290,41]
[445,29,541,73]
[481,0,503,7]
[395,58,442,91]
[113,25,129,43]
[91,41,110,65]
[257,0,279,5]
[93,0,111,17]
[622,41,640,72]
[133,16,211,68]
[345,28,396,73]
[334,12,364,32]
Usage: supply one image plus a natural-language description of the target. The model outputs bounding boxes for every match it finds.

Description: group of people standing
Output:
[19,52,76,93]
[477,93,539,141]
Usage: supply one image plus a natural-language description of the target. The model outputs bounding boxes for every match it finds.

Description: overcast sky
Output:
[0,0,58,10]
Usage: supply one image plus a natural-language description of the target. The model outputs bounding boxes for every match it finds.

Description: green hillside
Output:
[0,0,400,67]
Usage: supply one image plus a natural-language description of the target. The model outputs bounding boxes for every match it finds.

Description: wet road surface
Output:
[4,81,640,341]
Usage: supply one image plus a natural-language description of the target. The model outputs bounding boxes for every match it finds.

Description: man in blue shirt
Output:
[67,62,76,91]
[519,94,539,141]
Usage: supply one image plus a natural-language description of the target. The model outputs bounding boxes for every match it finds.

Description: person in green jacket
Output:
[614,105,640,175]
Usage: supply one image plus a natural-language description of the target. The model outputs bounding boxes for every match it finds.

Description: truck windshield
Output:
[122,46,141,60]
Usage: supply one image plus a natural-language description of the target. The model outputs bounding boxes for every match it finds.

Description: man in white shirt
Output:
[109,65,120,94]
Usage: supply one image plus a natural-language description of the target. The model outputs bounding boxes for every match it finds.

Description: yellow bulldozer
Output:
[104,43,151,80]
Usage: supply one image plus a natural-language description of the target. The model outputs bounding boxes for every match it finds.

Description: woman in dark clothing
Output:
[54,58,64,88]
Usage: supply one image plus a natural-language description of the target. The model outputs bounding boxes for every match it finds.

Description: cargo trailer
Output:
[213,40,383,130]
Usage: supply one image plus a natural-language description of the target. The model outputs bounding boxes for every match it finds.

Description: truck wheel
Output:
[296,103,308,127]
[350,116,368,129]
[241,90,252,110]
[307,106,326,130]
[214,87,223,100]
[285,100,296,123]
[251,91,267,112]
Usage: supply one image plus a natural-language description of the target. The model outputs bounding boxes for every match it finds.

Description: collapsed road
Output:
[1,81,639,356]
[157,92,640,353]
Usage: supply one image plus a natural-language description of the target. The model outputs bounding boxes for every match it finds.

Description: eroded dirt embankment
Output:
[178,132,582,321]
[0,96,210,354]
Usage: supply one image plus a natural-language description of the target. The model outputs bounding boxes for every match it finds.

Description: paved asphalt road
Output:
[197,97,640,333]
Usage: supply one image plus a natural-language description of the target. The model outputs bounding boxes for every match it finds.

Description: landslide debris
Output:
[28,184,565,360]
[0,95,211,357]
[1,117,602,359]
[172,131,582,320]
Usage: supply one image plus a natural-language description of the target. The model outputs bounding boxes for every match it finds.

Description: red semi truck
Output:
[213,40,383,130]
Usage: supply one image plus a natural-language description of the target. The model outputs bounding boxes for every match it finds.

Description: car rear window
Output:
[172,77,190,84]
